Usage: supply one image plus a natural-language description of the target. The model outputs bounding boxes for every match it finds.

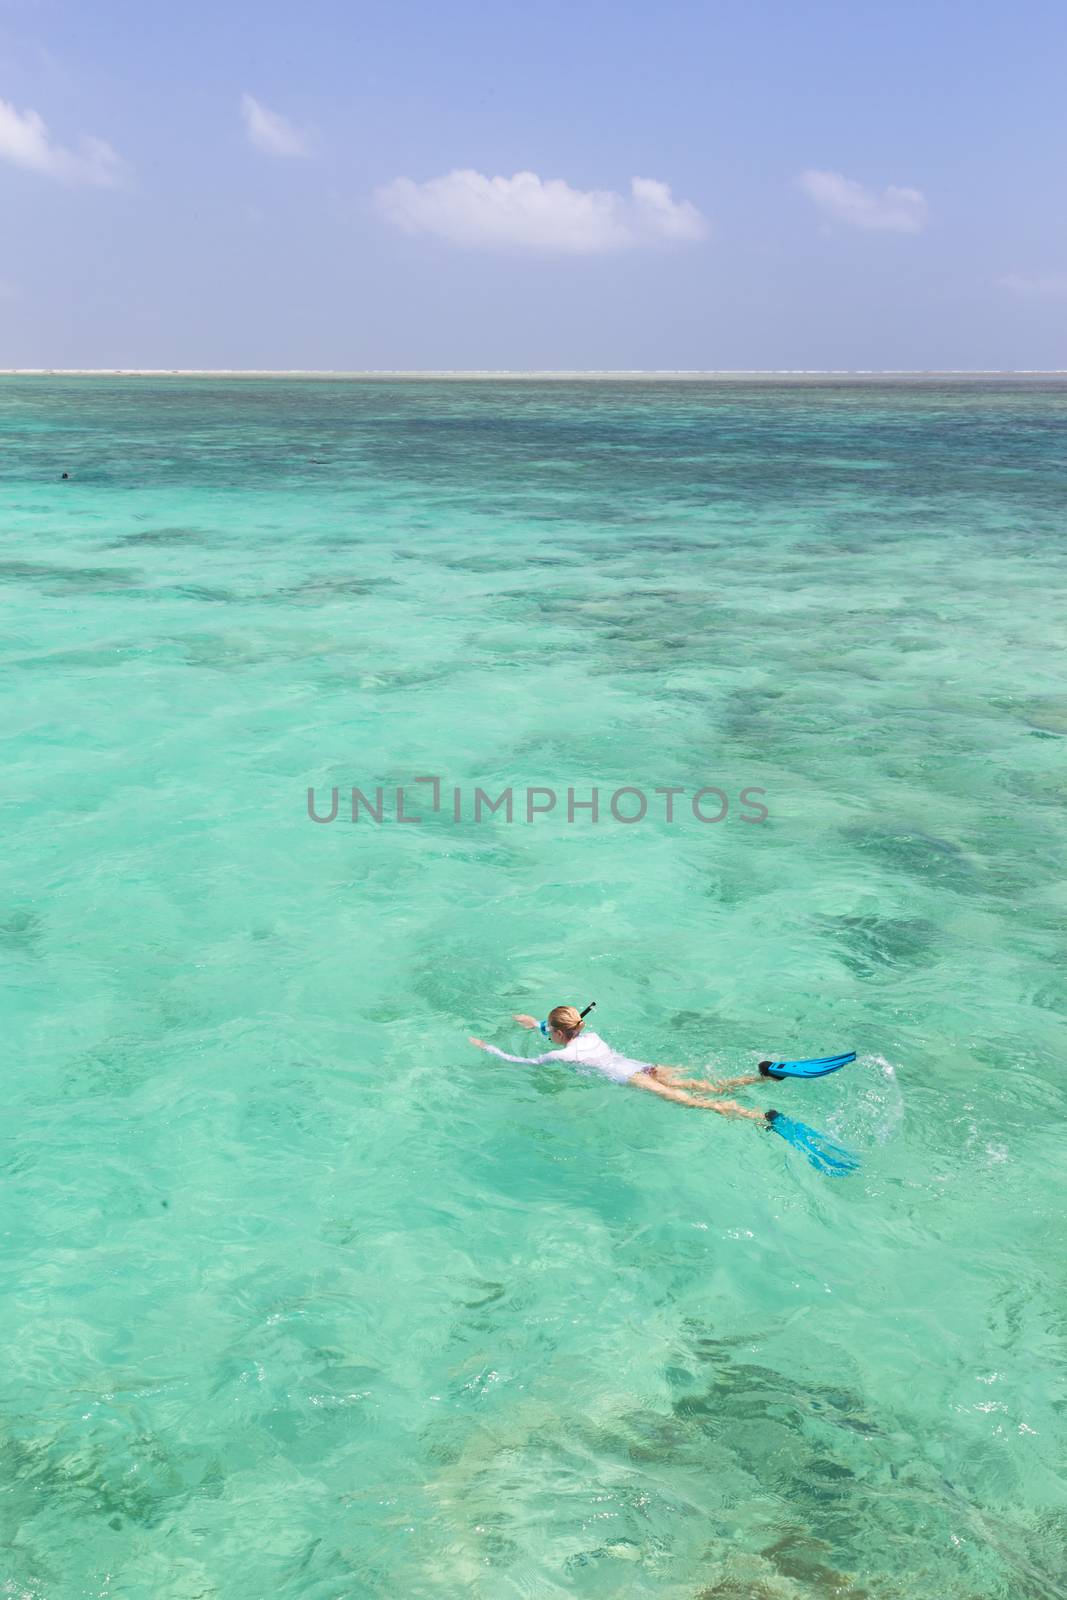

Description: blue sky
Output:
[1,0,1065,368]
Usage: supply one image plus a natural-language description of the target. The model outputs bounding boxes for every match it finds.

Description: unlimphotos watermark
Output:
[307,776,768,826]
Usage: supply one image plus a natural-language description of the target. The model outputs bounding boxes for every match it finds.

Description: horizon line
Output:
[2,367,1067,380]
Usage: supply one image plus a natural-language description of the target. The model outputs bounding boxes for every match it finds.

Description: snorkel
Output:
[539,1002,596,1038]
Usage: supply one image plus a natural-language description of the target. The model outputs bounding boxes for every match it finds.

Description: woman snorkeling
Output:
[469,1003,859,1176]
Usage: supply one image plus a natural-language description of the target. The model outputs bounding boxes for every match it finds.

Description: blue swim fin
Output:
[758,1051,856,1080]
[764,1110,859,1177]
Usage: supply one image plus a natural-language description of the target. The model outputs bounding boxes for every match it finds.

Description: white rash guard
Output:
[481,1029,652,1084]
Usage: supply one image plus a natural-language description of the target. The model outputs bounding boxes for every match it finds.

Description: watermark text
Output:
[307,777,768,826]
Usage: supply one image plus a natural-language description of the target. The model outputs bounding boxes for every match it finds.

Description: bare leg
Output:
[631,1073,767,1122]
[702,1073,762,1091]
[649,1065,762,1094]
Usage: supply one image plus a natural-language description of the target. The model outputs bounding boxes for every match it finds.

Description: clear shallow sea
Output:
[1,376,1066,1600]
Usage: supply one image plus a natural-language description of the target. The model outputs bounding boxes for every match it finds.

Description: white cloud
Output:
[0,95,123,185]
[998,272,1067,298]
[240,93,310,158]
[797,169,927,233]
[374,168,709,253]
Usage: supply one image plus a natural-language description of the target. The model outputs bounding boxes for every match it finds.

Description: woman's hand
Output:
[513,1014,539,1029]
[469,1036,488,1050]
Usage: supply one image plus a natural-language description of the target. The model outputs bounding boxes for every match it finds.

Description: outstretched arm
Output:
[469,1037,566,1066]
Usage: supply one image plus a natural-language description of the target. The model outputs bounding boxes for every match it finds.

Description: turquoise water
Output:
[2,376,1066,1599]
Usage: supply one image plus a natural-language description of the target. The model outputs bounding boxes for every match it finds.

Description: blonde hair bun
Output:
[547,1005,584,1038]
